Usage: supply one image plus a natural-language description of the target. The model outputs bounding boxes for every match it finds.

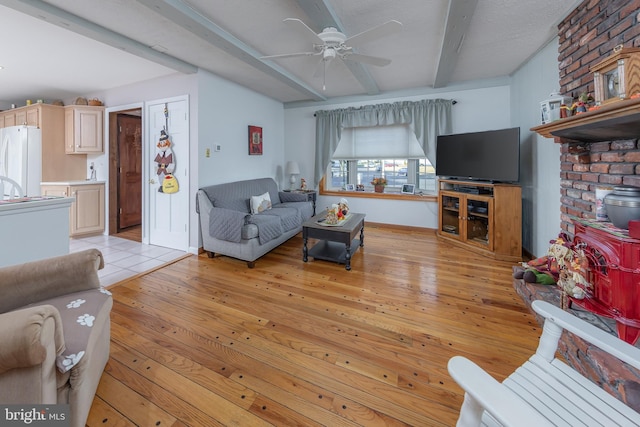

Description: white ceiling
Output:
[0,0,581,106]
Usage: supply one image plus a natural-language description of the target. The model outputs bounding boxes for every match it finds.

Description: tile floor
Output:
[69,234,189,287]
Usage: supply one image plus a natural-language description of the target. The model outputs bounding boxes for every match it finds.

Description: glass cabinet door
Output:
[465,197,491,248]
[441,194,461,236]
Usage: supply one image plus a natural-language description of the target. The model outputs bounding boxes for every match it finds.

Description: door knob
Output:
[149,179,156,184]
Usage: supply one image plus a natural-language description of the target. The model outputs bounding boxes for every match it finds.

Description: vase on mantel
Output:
[374,185,385,193]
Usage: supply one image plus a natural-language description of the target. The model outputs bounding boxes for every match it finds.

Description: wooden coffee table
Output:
[302,211,365,271]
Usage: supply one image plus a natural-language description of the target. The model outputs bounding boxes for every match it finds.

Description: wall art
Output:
[248,125,263,155]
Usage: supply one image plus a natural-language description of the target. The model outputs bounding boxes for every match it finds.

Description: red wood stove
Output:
[570,219,640,345]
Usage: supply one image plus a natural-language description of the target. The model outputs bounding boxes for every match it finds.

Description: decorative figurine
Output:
[571,92,594,114]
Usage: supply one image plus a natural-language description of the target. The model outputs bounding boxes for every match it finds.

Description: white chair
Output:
[448,300,640,427]
[0,176,24,200]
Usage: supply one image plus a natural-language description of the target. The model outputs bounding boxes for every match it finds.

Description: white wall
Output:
[284,84,512,228]
[511,39,562,256]
[197,71,285,187]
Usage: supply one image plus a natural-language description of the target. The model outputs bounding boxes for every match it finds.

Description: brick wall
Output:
[557,1,640,233]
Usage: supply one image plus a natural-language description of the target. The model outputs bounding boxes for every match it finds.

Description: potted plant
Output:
[371,177,387,193]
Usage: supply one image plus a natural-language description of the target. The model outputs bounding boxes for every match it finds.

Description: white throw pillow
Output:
[250,192,272,214]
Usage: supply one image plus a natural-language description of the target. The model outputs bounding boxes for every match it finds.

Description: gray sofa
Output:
[196,177,313,267]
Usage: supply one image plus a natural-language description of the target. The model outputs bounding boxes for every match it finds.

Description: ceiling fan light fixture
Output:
[323,48,336,61]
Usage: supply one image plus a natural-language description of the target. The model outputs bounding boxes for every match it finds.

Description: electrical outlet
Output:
[205,148,210,158]
[215,144,221,152]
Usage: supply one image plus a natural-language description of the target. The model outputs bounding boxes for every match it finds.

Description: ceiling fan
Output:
[260,18,403,89]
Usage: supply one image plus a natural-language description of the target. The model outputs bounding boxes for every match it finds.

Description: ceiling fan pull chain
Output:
[323,60,327,91]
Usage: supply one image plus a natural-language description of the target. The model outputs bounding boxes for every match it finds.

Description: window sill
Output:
[319,178,436,202]
[320,189,436,202]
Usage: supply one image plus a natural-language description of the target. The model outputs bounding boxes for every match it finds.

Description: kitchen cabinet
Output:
[0,103,44,128]
[437,179,522,262]
[41,182,105,236]
[15,109,27,126]
[65,105,104,153]
[3,112,16,127]
[26,107,39,126]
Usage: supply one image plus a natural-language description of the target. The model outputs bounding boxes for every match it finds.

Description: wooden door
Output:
[117,114,142,230]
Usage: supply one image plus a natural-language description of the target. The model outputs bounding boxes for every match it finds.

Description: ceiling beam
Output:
[296,0,381,95]
[433,0,478,88]
[135,0,327,102]
[0,0,197,74]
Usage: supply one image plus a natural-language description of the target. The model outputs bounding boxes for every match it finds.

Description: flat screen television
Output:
[435,127,520,183]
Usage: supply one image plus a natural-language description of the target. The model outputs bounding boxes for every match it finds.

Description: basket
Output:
[88,98,103,106]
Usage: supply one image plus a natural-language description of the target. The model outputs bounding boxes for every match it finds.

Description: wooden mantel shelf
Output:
[531,97,640,142]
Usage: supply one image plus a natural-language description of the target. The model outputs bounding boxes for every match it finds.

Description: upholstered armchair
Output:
[0,249,113,427]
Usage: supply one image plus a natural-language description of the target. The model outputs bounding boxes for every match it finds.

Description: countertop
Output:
[41,180,105,186]
[0,196,74,214]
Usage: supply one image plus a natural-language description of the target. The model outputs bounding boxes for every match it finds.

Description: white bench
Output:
[447,300,640,427]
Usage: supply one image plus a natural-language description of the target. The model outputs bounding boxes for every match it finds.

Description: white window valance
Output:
[333,124,426,160]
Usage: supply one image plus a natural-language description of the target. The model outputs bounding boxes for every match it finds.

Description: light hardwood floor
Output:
[88,223,541,426]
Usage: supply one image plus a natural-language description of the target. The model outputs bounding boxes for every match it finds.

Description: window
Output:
[326,124,436,194]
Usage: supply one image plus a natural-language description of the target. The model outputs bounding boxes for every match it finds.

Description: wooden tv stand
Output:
[437,179,522,262]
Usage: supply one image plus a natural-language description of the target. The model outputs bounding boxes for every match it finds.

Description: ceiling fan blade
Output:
[283,18,324,45]
[342,53,391,67]
[260,51,318,60]
[344,20,403,47]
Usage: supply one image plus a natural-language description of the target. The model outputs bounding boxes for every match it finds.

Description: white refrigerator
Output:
[0,125,42,197]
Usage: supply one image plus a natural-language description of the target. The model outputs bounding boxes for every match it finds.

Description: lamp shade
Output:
[285,161,300,175]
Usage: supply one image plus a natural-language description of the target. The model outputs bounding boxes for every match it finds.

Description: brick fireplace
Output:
[516,0,640,412]
[556,0,640,233]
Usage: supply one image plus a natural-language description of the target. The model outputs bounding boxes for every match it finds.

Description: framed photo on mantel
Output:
[248,125,263,155]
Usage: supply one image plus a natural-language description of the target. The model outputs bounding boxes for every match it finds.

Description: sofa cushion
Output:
[250,191,272,214]
[278,201,313,222]
[26,287,113,373]
[247,214,282,244]
[268,206,302,232]
[200,177,280,213]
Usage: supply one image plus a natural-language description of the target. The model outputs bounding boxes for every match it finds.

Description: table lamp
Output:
[285,161,300,190]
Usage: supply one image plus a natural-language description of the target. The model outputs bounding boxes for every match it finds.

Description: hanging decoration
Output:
[154,104,178,193]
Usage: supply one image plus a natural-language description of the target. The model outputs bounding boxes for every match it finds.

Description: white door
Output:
[146,97,189,251]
